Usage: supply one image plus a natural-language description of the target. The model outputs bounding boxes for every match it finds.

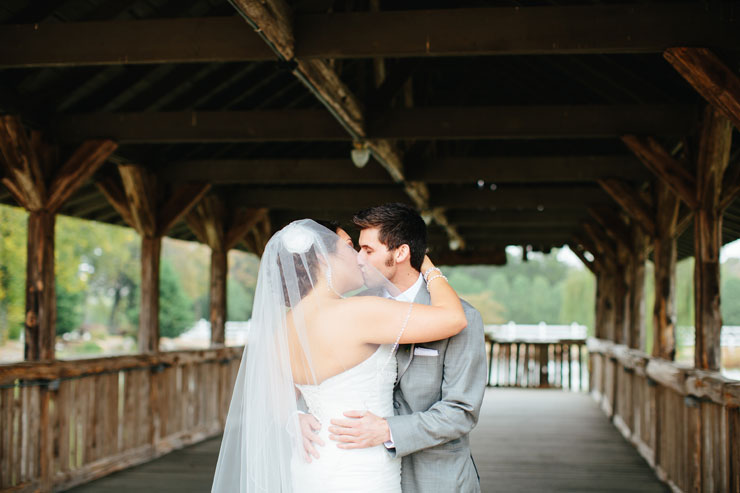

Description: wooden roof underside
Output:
[0,0,739,262]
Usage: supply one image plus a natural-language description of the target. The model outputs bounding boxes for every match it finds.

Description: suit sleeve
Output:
[385,306,487,458]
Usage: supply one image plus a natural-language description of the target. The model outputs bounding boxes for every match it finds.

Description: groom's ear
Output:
[394,244,411,264]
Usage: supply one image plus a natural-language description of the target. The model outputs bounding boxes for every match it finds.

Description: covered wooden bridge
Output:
[0,0,739,491]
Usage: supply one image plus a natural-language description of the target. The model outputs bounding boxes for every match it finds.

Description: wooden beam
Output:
[25,211,56,361]
[597,178,656,237]
[587,205,631,247]
[230,185,610,210]
[97,164,210,353]
[1,5,736,68]
[54,110,348,144]
[229,0,464,250]
[185,197,265,345]
[0,116,46,210]
[433,185,612,209]
[295,5,739,58]
[568,243,597,274]
[46,139,117,213]
[0,17,274,68]
[628,224,647,350]
[720,155,740,211]
[156,159,392,184]
[444,209,586,227]
[693,106,733,371]
[118,165,157,237]
[664,47,740,131]
[652,179,680,360]
[369,105,694,140]
[432,248,507,266]
[157,182,211,236]
[0,117,117,361]
[621,135,698,208]
[582,221,616,270]
[53,106,694,143]
[409,155,649,183]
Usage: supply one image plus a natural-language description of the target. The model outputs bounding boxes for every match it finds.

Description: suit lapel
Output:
[395,284,431,384]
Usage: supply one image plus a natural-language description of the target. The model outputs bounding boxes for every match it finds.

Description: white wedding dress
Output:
[291,344,402,492]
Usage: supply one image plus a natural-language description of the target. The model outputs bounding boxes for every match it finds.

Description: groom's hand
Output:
[328,411,390,449]
[298,413,324,462]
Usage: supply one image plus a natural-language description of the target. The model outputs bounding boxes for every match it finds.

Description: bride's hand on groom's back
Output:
[298,413,324,463]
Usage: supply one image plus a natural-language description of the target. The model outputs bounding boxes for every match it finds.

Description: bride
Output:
[211,219,466,492]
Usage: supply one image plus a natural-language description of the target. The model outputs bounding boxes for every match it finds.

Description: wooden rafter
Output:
[96,164,210,353]
[0,116,116,361]
[229,0,462,248]
[185,196,266,344]
[1,5,737,68]
[664,47,740,130]
[597,178,656,237]
[567,242,597,274]
[587,205,631,247]
[621,135,698,209]
[52,106,695,144]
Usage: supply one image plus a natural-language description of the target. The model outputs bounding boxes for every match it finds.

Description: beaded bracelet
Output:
[423,266,442,282]
[425,273,448,291]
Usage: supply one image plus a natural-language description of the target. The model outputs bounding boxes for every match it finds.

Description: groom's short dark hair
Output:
[352,203,427,271]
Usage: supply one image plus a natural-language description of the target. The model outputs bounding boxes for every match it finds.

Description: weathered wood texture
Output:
[0,115,116,361]
[2,5,736,68]
[652,180,680,361]
[0,347,242,492]
[693,106,733,371]
[589,338,740,493]
[186,197,267,344]
[62,388,670,492]
[97,164,210,353]
[664,48,740,131]
[486,337,588,392]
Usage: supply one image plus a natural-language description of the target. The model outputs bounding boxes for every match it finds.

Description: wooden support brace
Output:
[186,197,266,344]
[693,106,733,371]
[97,164,210,353]
[230,0,463,251]
[621,134,698,209]
[597,178,656,237]
[664,47,740,130]
[0,115,116,361]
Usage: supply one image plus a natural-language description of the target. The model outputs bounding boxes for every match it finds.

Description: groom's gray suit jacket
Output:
[386,287,487,493]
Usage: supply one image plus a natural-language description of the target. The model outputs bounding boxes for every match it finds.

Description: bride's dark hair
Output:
[276,220,340,305]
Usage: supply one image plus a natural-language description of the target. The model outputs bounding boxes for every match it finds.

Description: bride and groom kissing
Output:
[212,203,487,492]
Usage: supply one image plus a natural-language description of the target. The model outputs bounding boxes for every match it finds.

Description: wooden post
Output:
[25,211,56,361]
[98,165,210,353]
[652,180,679,360]
[139,236,161,353]
[629,225,647,350]
[693,106,732,371]
[0,115,117,360]
[186,196,266,345]
[210,247,227,345]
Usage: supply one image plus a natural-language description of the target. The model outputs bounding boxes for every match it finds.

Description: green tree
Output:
[0,205,27,341]
[722,277,740,325]
[126,260,195,338]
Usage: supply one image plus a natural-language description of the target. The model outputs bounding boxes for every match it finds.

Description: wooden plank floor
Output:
[67,388,668,492]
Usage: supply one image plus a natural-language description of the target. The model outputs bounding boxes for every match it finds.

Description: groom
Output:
[304,203,487,492]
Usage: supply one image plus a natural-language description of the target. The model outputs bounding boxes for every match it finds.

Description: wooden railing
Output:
[0,346,243,492]
[486,336,588,391]
[588,338,740,492]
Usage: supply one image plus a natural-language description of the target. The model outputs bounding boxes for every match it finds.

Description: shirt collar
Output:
[392,273,424,302]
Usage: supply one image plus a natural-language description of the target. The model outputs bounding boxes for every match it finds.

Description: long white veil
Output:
[211,219,399,493]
